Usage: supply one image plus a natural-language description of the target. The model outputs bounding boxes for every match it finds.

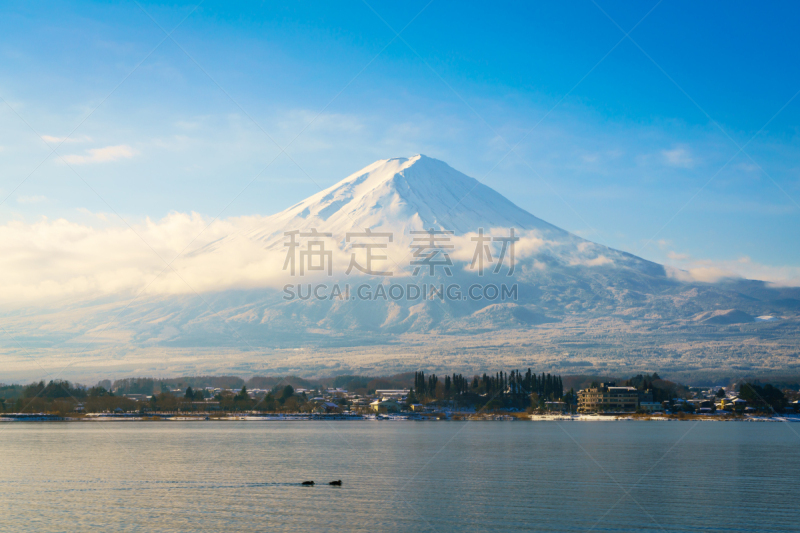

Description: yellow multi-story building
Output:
[578,383,640,413]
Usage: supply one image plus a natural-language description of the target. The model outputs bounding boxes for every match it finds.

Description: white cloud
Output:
[0,213,283,304]
[41,134,91,144]
[0,216,625,306]
[450,229,553,266]
[77,207,108,221]
[16,195,46,204]
[62,144,136,164]
[667,250,689,261]
[2,208,797,308]
[661,146,695,168]
[666,265,740,283]
[568,254,614,267]
[583,255,613,267]
[664,252,800,286]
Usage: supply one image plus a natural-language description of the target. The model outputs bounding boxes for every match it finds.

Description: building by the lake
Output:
[577,383,654,413]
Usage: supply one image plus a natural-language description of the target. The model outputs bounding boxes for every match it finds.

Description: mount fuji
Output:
[4,155,799,380]
[215,154,667,283]
[253,154,564,240]
[201,154,674,333]
[240,155,657,268]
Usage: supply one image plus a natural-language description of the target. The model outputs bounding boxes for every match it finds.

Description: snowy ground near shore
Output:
[529,414,800,422]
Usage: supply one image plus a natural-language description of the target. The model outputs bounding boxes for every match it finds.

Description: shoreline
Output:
[2,413,799,423]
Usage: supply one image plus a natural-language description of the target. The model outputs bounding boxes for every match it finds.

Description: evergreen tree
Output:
[279,385,293,403]
[407,388,418,406]
[416,371,426,397]
[236,386,251,402]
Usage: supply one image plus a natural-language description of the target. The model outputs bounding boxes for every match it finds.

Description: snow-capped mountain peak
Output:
[250,154,563,247]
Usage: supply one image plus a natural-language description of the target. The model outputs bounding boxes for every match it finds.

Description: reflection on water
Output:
[0,421,798,532]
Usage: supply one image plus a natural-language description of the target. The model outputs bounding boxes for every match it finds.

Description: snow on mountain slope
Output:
[4,155,800,378]
[177,154,673,334]
[190,154,664,282]
[248,154,567,247]
[172,154,673,312]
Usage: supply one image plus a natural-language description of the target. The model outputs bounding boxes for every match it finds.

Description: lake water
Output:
[1,421,798,532]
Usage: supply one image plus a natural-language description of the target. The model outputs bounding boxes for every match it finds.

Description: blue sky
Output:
[1,0,799,283]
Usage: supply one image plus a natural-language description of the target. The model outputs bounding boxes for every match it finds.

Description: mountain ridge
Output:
[249,154,570,247]
[2,155,799,380]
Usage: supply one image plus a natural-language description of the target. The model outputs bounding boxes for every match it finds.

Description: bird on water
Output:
[301,481,314,486]
[329,480,342,486]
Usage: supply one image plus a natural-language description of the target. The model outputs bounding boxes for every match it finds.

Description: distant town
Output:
[2,371,799,422]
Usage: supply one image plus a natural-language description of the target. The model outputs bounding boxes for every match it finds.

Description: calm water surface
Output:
[0,421,798,532]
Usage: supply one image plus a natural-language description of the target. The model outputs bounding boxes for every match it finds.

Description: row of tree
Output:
[3,375,795,415]
[738,383,788,412]
[20,380,113,400]
[411,370,565,411]
[1,380,137,415]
